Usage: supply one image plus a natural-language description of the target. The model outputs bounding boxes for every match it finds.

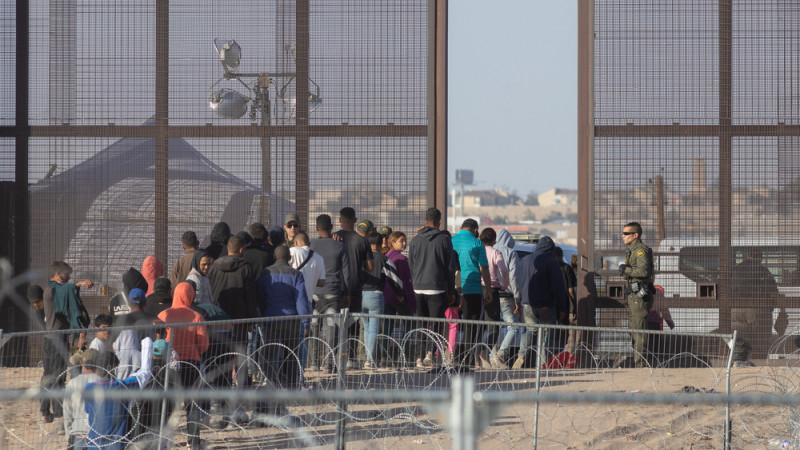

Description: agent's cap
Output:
[357,220,374,234]
[285,213,301,226]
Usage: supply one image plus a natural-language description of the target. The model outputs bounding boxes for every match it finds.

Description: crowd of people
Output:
[30,206,580,449]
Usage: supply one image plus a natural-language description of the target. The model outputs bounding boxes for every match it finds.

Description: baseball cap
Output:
[153,339,168,357]
[27,285,44,303]
[357,220,374,234]
[379,225,393,236]
[129,288,146,304]
[285,213,301,226]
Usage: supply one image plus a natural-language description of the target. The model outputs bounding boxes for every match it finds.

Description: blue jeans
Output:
[518,305,556,365]
[361,291,385,364]
[497,298,519,359]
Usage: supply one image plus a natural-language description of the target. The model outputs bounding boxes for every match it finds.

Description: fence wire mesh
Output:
[585,0,800,367]
[9,264,798,449]
[0,316,741,449]
[0,0,437,328]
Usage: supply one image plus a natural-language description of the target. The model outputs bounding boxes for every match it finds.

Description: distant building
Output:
[453,188,521,208]
[538,188,578,207]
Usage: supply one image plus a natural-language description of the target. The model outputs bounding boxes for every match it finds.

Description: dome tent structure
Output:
[30,123,292,294]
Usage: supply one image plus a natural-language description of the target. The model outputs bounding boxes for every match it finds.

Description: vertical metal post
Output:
[335,308,350,450]
[533,325,544,450]
[295,0,310,228]
[158,330,172,450]
[450,376,477,450]
[575,0,596,366]
[427,0,448,222]
[15,0,31,350]
[724,330,737,450]
[154,0,169,265]
[655,175,666,247]
[259,79,272,223]
[434,0,448,221]
[717,0,733,336]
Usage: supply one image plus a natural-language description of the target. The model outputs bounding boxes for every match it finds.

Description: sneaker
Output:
[491,354,509,370]
[423,352,434,367]
[232,410,250,426]
[211,417,230,430]
[479,350,493,369]
[512,357,525,369]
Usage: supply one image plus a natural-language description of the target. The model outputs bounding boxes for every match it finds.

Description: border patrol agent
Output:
[618,222,654,368]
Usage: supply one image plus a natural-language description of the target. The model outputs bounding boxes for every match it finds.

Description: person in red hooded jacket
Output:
[157,282,209,449]
[142,255,165,296]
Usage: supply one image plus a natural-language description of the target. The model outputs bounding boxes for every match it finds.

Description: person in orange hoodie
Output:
[142,255,165,296]
[157,282,209,449]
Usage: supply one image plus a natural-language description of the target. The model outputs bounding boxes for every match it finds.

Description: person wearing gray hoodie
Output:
[493,229,522,369]
[512,236,568,369]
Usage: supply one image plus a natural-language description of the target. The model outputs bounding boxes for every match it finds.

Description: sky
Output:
[448,1,578,197]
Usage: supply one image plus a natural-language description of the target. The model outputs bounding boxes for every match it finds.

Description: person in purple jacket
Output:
[382,231,416,365]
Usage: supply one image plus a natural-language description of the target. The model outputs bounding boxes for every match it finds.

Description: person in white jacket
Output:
[63,349,104,449]
[185,250,214,305]
[84,337,154,450]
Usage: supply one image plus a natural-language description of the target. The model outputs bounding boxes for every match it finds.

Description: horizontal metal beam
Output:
[595,124,800,138]
[0,124,426,139]
[595,296,800,309]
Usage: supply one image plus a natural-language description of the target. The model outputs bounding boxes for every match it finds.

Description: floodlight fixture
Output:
[209,88,250,119]
[277,76,322,119]
[214,39,241,74]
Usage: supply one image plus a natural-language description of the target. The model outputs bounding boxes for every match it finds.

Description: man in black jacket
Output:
[408,207,456,367]
[513,236,568,369]
[243,223,275,276]
[207,235,258,424]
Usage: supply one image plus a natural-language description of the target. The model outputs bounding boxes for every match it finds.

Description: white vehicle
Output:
[655,237,800,299]
[592,237,800,361]
[652,237,800,339]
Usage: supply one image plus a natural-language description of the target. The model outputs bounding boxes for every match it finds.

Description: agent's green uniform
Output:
[621,239,654,368]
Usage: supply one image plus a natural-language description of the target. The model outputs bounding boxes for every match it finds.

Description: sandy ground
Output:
[1,362,797,449]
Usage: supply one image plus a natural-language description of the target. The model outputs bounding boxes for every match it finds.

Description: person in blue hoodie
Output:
[257,245,310,389]
[512,236,568,369]
[84,337,153,450]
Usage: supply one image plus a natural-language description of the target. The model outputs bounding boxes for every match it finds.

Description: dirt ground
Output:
[1,363,797,449]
